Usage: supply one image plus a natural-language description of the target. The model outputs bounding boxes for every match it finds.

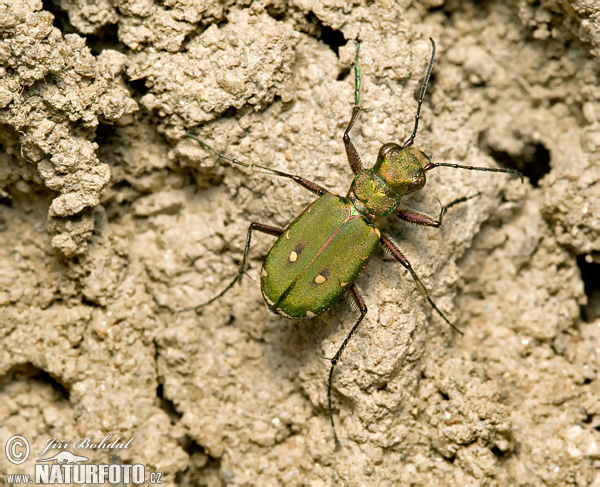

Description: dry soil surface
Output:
[1,0,599,486]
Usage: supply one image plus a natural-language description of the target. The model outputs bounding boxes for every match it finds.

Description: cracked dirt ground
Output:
[1,0,599,485]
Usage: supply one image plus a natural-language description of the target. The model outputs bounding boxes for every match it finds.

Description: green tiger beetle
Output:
[184,39,522,448]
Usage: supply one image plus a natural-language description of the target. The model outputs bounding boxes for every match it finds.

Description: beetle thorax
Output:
[347,143,428,221]
[347,170,399,220]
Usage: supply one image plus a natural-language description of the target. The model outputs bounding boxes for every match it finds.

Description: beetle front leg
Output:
[380,234,463,335]
[180,222,283,313]
[343,41,364,175]
[396,193,480,228]
[344,106,364,175]
[328,284,368,448]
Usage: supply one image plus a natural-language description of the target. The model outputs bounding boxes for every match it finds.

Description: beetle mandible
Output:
[184,39,522,447]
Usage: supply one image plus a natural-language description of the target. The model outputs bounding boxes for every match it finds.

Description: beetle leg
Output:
[328,284,368,448]
[395,193,480,227]
[403,38,436,149]
[258,167,327,196]
[186,134,328,196]
[180,222,283,313]
[344,106,364,175]
[344,41,364,175]
[380,234,463,335]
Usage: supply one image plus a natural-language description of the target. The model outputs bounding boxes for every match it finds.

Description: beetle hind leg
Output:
[179,222,283,313]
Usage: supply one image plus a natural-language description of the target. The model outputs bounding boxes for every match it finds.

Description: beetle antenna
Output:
[403,38,436,149]
[424,162,524,182]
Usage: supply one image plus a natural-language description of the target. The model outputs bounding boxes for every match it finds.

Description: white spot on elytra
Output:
[314,274,326,284]
[289,251,298,262]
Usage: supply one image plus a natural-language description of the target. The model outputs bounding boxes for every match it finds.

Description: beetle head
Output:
[372,143,428,196]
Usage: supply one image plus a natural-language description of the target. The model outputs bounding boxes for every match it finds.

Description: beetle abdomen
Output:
[261,192,380,319]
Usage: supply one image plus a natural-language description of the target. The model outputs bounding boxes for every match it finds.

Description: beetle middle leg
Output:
[180,222,283,312]
[380,234,463,335]
[328,284,368,448]
[395,193,480,227]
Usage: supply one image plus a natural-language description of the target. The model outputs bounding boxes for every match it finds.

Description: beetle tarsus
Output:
[403,38,436,149]
[353,40,361,108]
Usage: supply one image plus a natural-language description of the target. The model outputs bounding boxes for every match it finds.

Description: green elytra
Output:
[261,192,380,319]
[183,39,522,448]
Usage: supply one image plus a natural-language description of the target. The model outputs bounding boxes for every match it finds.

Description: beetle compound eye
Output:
[409,171,426,192]
[407,147,431,169]
[377,143,401,160]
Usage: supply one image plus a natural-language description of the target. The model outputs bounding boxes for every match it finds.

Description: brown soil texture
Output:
[1,0,599,486]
